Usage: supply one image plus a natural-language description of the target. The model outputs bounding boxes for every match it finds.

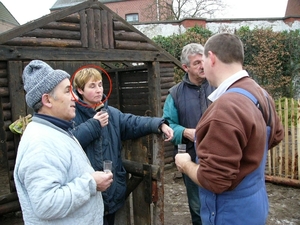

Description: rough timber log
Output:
[115,40,157,51]
[265,175,300,188]
[113,21,132,31]
[41,21,81,31]
[5,37,82,47]
[0,87,8,97]
[0,192,18,205]
[58,13,80,23]
[123,159,160,180]
[0,200,20,215]
[114,31,145,42]
[23,29,81,40]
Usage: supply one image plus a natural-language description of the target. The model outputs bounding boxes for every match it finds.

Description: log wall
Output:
[4,10,158,52]
[0,1,179,219]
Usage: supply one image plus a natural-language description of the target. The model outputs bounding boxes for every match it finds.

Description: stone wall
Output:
[133,17,300,39]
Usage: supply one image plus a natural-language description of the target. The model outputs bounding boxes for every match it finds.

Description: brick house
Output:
[285,0,300,17]
[51,0,173,23]
[0,1,19,33]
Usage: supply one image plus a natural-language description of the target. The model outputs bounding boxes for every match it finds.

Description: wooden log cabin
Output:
[0,0,182,224]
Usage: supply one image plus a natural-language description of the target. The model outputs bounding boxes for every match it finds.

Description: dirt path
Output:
[164,165,300,225]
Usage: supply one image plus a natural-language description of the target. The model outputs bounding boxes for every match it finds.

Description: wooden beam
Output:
[115,40,157,51]
[0,46,174,62]
[0,192,18,205]
[114,31,145,42]
[87,8,96,49]
[41,21,80,31]
[0,200,21,215]
[101,9,109,49]
[79,10,88,48]
[113,21,132,31]
[148,61,164,225]
[265,175,300,188]
[5,37,81,47]
[94,8,102,49]
[23,29,81,40]
[122,159,160,180]
[107,12,114,49]
[57,13,80,23]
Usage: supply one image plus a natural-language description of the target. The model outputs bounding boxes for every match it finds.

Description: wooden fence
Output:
[265,98,300,187]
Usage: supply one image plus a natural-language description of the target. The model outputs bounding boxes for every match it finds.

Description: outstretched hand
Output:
[160,123,173,141]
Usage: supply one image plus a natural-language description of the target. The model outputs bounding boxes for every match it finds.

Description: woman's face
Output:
[77,78,103,106]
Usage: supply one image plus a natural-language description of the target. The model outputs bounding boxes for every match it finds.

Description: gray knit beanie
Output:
[22,60,70,108]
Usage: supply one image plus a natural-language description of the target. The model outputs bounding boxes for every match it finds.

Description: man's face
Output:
[183,54,205,85]
[77,78,103,107]
[48,78,76,121]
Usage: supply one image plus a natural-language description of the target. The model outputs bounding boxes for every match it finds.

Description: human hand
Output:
[93,110,109,127]
[183,128,195,142]
[91,171,113,191]
[175,153,191,173]
[160,123,173,141]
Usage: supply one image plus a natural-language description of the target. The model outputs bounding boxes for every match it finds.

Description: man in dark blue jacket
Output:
[70,68,173,225]
[163,43,215,225]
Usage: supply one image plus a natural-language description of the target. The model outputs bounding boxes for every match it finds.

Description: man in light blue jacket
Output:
[14,60,113,225]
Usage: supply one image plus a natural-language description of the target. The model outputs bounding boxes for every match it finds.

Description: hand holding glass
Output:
[103,160,112,173]
[100,108,108,115]
[178,144,186,153]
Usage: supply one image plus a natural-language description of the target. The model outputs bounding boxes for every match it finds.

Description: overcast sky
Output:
[1,0,289,25]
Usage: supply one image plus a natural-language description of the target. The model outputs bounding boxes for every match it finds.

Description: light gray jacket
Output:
[14,117,103,225]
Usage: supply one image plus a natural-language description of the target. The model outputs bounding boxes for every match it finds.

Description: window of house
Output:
[126,13,139,22]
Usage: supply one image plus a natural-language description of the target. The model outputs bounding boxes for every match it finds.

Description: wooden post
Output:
[298,99,300,180]
[148,61,164,225]
[291,99,296,179]
[284,98,289,177]
[8,61,26,192]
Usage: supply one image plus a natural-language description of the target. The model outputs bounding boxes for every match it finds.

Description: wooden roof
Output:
[0,0,181,69]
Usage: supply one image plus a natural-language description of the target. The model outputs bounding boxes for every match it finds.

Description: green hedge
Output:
[153,26,300,99]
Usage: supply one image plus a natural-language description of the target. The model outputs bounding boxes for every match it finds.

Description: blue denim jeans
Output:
[182,173,202,225]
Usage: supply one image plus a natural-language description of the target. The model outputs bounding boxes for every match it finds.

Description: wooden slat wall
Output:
[0,63,13,193]
[0,62,9,190]
[160,63,176,165]
[7,61,27,193]
[119,70,150,116]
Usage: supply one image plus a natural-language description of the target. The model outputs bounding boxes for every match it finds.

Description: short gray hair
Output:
[32,88,57,113]
[180,43,204,66]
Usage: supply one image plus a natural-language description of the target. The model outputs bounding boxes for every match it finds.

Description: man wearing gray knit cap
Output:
[22,60,70,110]
[14,60,113,225]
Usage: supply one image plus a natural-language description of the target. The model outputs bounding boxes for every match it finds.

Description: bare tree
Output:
[142,0,227,21]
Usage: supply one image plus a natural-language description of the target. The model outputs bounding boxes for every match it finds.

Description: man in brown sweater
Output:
[175,33,284,225]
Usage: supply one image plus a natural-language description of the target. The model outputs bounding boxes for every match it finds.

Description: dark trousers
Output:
[103,213,115,225]
[182,173,202,225]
